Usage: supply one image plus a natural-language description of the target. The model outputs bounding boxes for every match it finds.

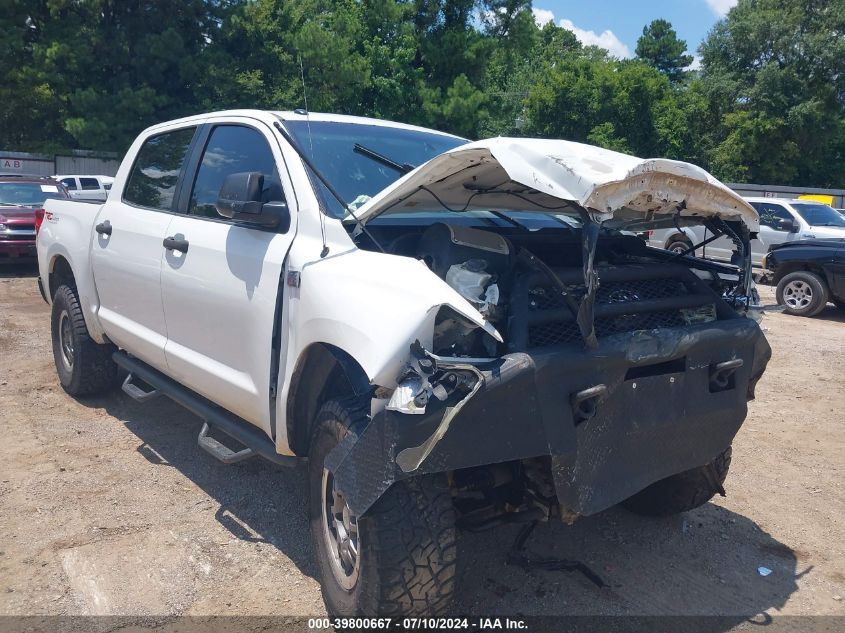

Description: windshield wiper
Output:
[353,143,415,175]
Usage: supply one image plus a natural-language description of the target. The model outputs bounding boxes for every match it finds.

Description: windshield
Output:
[792,203,845,227]
[283,120,467,218]
[0,182,67,207]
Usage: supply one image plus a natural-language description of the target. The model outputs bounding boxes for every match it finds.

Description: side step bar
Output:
[113,352,299,468]
[197,422,255,464]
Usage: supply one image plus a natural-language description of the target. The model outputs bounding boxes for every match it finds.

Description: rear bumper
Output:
[0,239,37,260]
[327,317,771,517]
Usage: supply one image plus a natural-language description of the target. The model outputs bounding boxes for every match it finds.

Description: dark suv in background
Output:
[0,175,69,262]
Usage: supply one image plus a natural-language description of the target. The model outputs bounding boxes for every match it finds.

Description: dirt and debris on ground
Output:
[0,264,843,622]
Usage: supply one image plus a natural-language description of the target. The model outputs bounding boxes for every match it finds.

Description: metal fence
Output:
[728,183,845,208]
[0,150,121,178]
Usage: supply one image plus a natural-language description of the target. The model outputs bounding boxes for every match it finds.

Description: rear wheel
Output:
[51,284,121,396]
[666,237,693,255]
[309,400,457,617]
[622,447,732,517]
[776,271,829,317]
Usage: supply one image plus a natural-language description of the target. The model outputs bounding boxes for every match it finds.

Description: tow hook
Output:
[709,358,743,392]
[570,384,607,426]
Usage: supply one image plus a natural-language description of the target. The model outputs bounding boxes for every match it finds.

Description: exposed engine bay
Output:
[356,219,753,358]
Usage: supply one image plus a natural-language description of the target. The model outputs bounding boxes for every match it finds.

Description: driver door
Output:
[160,120,297,435]
[751,202,799,266]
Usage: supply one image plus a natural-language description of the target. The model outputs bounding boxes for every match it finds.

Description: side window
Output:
[80,177,100,190]
[60,178,77,190]
[758,203,792,230]
[188,125,282,220]
[123,127,196,211]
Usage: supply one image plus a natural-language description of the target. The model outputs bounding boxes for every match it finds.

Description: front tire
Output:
[51,284,121,396]
[622,447,732,517]
[309,400,457,616]
[776,271,829,317]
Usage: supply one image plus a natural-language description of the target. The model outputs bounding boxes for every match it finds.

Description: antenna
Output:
[298,53,328,258]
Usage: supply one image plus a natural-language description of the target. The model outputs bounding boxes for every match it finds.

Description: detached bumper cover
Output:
[326,317,771,517]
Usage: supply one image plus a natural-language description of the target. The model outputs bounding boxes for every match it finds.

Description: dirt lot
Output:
[0,263,843,624]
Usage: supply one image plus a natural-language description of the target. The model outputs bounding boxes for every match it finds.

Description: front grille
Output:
[513,265,719,350]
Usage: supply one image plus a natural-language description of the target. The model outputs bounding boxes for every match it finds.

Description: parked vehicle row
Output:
[37,110,772,616]
[0,174,69,261]
[648,197,845,266]
[55,174,114,202]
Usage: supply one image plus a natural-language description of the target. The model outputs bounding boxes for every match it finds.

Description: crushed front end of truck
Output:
[326,137,772,526]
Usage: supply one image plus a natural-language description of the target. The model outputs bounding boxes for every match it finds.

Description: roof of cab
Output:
[140,109,463,140]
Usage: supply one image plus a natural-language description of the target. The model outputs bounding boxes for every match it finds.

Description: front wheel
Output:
[51,284,121,396]
[309,400,457,616]
[776,271,829,317]
[622,447,732,517]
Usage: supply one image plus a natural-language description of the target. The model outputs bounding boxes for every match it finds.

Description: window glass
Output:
[284,120,466,219]
[188,125,281,219]
[756,203,792,230]
[0,182,68,206]
[60,178,77,190]
[791,203,845,227]
[80,177,100,190]
[123,127,196,211]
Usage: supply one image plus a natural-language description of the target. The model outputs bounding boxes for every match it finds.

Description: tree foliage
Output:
[635,19,693,82]
[1,0,842,188]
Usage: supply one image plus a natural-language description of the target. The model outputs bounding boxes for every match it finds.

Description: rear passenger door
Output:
[160,119,297,435]
[91,125,198,372]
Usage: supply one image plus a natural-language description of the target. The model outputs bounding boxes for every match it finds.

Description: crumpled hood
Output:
[354,137,759,231]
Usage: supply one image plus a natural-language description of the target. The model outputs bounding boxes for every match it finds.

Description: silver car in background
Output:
[649,197,845,266]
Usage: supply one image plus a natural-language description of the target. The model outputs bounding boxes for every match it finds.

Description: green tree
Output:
[699,0,845,186]
[635,19,693,82]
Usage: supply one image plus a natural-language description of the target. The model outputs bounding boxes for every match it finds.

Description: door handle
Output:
[163,235,189,253]
[95,221,112,236]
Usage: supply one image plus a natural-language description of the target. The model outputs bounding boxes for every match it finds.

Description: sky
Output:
[531,0,738,67]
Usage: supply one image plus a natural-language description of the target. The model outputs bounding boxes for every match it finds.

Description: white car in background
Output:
[55,175,114,202]
[648,197,845,266]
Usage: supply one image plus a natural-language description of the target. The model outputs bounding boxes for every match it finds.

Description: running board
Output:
[122,373,161,402]
[197,422,255,464]
[112,352,300,468]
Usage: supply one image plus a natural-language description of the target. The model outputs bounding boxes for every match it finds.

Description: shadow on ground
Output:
[812,304,845,323]
[82,390,801,623]
[0,262,38,279]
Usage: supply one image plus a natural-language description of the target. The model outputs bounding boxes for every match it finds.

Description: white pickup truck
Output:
[649,196,845,266]
[37,110,771,616]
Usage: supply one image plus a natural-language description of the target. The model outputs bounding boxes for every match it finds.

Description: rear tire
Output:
[776,271,828,317]
[666,237,693,255]
[51,284,121,396]
[622,447,732,517]
[309,400,457,616]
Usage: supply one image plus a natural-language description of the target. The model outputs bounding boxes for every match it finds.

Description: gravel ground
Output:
[0,263,843,624]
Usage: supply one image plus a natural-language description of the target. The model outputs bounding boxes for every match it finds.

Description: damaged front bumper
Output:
[326,317,771,518]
